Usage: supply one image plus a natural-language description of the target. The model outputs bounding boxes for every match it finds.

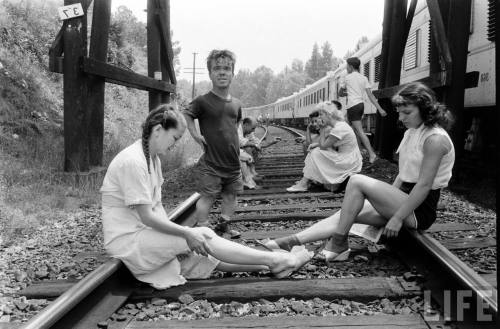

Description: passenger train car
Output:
[242,0,495,152]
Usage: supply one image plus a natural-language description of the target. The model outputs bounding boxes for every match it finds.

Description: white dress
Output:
[303,122,362,185]
[100,140,219,289]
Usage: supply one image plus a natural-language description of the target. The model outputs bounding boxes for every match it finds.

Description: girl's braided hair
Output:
[141,104,182,174]
[391,82,454,130]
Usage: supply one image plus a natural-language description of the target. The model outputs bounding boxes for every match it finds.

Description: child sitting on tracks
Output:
[263,82,455,262]
[100,105,312,289]
[239,117,281,189]
[287,101,362,193]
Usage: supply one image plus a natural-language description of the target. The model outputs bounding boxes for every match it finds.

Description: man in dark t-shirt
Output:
[183,49,243,239]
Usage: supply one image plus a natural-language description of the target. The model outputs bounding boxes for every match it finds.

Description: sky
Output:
[112,0,385,82]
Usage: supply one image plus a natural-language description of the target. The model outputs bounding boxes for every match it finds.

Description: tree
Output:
[318,41,342,76]
[305,43,321,81]
[291,59,304,73]
[343,36,369,59]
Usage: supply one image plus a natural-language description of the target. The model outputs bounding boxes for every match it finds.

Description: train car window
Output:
[428,20,432,63]
[363,61,370,81]
[374,55,381,82]
[323,88,325,100]
[487,0,496,41]
[327,81,330,100]
[403,29,419,70]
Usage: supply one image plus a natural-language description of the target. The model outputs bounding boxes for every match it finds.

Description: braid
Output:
[142,130,151,174]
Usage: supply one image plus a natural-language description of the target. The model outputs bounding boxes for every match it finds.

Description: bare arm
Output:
[392,174,403,188]
[136,204,211,256]
[365,88,387,117]
[384,134,450,236]
[318,127,339,150]
[183,113,206,148]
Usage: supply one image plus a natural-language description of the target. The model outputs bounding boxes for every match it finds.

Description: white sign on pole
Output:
[58,3,84,21]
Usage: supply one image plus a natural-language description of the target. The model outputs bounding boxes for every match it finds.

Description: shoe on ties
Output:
[286,183,308,192]
[317,248,351,264]
[273,246,313,279]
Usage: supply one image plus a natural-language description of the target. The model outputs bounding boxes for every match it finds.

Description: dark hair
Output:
[346,57,361,71]
[391,82,454,130]
[206,49,236,74]
[141,104,183,173]
[242,117,254,125]
[331,100,342,110]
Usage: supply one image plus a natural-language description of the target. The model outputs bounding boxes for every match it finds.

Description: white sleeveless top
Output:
[396,124,455,189]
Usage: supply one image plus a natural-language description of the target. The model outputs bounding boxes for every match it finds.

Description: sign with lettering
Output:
[58,3,84,21]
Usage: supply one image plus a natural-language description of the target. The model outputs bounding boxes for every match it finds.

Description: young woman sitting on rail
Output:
[100,104,312,289]
[263,82,455,262]
[287,101,362,192]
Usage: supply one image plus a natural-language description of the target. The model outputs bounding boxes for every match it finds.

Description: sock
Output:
[274,235,301,251]
[329,233,349,253]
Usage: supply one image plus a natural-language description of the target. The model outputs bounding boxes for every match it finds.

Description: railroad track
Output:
[20,125,497,328]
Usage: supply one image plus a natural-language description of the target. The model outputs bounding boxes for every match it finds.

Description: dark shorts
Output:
[346,103,364,122]
[399,182,441,230]
[195,159,243,197]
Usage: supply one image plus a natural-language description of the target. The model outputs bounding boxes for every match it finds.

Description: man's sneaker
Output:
[286,183,308,192]
[213,220,228,237]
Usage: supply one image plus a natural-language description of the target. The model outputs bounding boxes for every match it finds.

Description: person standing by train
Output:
[342,57,387,164]
[183,49,242,239]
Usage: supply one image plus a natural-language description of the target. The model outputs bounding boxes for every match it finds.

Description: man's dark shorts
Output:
[347,103,364,122]
[195,159,243,197]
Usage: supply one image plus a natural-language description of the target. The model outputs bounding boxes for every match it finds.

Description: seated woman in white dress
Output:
[100,104,312,289]
[263,83,455,262]
[287,101,362,192]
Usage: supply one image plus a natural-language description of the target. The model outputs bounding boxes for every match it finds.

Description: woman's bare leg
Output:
[335,174,417,235]
[196,228,309,274]
[266,174,416,249]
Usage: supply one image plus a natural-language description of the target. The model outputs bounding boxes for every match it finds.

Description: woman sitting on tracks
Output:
[287,101,362,192]
[263,83,455,262]
[100,104,312,289]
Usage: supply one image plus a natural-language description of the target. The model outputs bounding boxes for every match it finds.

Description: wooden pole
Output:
[495,1,500,321]
[147,0,162,110]
[374,0,408,159]
[440,0,471,180]
[88,0,111,167]
[427,0,471,181]
[158,0,172,103]
[63,0,91,171]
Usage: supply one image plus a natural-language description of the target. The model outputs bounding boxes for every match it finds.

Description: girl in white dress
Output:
[287,101,362,192]
[100,104,312,289]
[263,83,455,261]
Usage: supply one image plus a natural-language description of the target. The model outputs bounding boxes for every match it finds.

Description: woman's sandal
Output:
[317,248,351,263]
[254,238,283,251]
[273,246,313,279]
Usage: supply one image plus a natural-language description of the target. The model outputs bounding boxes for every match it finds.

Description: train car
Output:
[273,93,296,125]
[243,0,494,154]
[294,72,336,125]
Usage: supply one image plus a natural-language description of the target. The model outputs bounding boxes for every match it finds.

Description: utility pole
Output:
[183,52,206,100]
[191,52,197,99]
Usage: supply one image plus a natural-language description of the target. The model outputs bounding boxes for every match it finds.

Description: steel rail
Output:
[23,193,201,329]
[408,230,497,315]
[23,259,123,329]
